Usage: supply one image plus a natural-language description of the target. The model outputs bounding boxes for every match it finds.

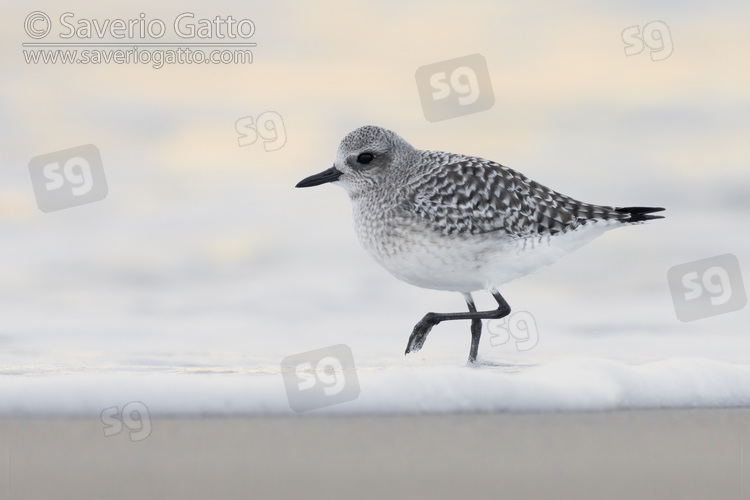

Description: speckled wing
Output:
[405,151,625,238]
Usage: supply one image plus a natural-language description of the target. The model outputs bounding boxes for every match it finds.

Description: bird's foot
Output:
[404,313,439,355]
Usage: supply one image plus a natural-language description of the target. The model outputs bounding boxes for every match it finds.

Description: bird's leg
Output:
[465,294,483,364]
[405,289,511,362]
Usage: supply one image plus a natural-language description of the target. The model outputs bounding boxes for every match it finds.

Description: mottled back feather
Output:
[405,151,626,238]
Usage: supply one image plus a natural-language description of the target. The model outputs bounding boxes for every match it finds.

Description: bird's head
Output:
[296,125,418,197]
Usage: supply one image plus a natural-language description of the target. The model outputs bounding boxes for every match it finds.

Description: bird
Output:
[296,126,664,363]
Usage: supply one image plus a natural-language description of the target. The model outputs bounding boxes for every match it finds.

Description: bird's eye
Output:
[357,152,375,165]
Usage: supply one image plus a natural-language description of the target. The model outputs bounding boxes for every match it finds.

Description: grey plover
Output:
[296,126,664,363]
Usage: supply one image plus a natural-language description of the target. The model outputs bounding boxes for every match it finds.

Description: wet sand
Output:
[1,409,749,500]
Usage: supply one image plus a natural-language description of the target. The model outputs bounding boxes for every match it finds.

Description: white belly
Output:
[356,219,616,293]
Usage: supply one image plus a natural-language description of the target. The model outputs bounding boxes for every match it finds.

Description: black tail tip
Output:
[615,206,665,222]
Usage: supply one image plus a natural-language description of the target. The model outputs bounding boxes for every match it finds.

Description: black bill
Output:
[295,166,343,188]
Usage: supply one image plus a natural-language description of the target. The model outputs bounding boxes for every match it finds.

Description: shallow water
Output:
[0,176,748,415]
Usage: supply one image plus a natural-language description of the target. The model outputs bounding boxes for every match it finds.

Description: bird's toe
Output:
[405,316,438,355]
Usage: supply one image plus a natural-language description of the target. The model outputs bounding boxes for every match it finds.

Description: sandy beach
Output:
[2,409,748,500]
